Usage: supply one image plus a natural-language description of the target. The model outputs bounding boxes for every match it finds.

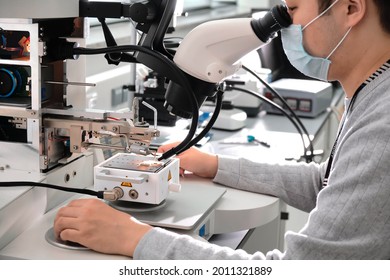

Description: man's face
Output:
[282,0,341,59]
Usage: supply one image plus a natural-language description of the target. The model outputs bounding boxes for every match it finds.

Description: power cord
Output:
[242,65,315,162]
[0,181,124,201]
[179,89,224,154]
[227,85,309,161]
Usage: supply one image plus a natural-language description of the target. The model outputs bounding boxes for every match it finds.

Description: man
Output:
[54,0,390,259]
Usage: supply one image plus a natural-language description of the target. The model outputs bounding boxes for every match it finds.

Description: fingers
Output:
[157,141,180,153]
[53,199,100,239]
[53,216,78,239]
[66,198,102,207]
[54,199,96,228]
[52,197,151,256]
[55,204,81,219]
[157,143,169,153]
[59,228,81,243]
[179,167,186,177]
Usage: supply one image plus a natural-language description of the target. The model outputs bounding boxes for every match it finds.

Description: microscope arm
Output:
[79,0,176,63]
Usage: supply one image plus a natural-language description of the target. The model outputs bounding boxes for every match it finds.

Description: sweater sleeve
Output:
[214,155,327,212]
[134,227,283,260]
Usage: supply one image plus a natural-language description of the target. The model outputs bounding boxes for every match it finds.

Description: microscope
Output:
[0,0,290,209]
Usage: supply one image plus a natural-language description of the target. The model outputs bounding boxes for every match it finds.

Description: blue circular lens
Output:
[0,68,17,98]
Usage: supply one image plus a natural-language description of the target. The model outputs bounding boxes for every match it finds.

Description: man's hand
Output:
[54,199,152,257]
[158,142,218,178]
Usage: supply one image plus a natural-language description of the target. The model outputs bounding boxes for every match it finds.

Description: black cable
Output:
[73,45,199,161]
[0,181,104,199]
[181,89,224,153]
[242,65,314,162]
[228,85,308,162]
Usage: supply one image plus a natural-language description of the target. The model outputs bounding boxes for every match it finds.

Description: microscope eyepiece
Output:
[250,5,292,43]
[272,5,293,28]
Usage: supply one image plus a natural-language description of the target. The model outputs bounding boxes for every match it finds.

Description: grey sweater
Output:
[134,69,390,260]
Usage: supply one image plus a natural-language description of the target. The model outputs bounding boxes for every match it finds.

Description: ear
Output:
[345,0,366,27]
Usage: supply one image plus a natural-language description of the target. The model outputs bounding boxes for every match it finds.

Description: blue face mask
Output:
[281,0,351,81]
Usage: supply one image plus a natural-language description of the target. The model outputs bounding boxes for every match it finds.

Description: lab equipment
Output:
[0,0,180,252]
[135,70,177,127]
[247,135,270,148]
[263,78,333,118]
[94,153,181,205]
[201,103,247,131]
[221,135,270,148]
[224,67,271,117]
[0,1,176,193]
[163,4,292,119]
[0,0,292,201]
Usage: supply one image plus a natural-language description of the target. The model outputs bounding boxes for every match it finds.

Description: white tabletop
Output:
[0,174,280,259]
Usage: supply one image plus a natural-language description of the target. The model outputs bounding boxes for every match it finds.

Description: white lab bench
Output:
[0,174,280,260]
[0,170,46,251]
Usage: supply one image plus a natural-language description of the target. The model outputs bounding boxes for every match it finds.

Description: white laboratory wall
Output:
[183,0,212,10]
[237,0,279,9]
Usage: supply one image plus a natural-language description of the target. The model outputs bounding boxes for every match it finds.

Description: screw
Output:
[64,173,71,183]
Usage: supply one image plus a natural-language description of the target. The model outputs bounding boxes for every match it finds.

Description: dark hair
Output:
[318,0,332,12]
[318,0,390,34]
[373,0,390,33]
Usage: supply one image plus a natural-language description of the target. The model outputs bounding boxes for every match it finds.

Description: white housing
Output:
[174,18,269,83]
[94,153,181,205]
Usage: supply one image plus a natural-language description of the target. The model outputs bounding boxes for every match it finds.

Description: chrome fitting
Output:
[103,187,124,201]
